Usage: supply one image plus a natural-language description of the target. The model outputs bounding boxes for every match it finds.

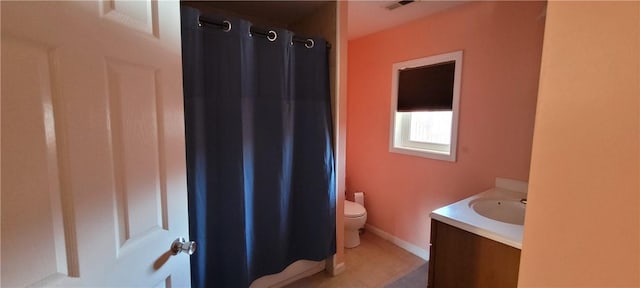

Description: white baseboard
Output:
[324,255,346,276]
[331,261,346,276]
[365,224,429,261]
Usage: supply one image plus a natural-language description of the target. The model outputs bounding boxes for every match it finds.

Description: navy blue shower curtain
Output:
[180,6,336,288]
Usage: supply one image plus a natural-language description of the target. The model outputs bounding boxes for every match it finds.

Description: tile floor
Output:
[285,232,426,287]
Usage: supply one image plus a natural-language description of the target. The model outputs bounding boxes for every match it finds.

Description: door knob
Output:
[171,237,196,255]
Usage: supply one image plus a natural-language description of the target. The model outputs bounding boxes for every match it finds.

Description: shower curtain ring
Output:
[222,20,232,32]
[267,30,277,42]
[305,39,314,48]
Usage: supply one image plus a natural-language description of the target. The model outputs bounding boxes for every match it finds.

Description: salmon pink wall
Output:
[519,2,639,286]
[346,1,546,250]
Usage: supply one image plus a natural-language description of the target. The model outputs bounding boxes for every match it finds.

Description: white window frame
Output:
[389,51,463,162]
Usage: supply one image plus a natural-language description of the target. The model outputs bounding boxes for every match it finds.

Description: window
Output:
[389,51,462,162]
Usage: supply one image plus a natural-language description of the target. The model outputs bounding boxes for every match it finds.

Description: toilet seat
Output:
[344,200,366,218]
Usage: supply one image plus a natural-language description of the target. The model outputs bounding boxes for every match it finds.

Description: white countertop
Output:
[430,187,526,249]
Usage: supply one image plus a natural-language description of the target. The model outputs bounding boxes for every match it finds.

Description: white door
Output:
[1,1,192,286]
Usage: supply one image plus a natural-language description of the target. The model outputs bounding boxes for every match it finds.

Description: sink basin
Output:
[469,199,525,225]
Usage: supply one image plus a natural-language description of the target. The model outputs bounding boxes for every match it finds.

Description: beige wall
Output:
[519,2,640,286]
[335,0,348,267]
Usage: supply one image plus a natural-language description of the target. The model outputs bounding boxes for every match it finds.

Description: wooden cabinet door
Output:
[428,220,521,288]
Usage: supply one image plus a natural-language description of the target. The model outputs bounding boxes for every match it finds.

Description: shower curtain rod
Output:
[198,16,332,49]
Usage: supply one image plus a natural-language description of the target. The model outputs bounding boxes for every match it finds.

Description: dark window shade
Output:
[397,61,455,112]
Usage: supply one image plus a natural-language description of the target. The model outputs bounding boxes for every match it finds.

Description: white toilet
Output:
[344,200,367,248]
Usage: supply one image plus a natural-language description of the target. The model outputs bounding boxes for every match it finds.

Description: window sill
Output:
[389,146,456,162]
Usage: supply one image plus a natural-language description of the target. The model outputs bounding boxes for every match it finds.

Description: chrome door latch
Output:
[171,237,197,255]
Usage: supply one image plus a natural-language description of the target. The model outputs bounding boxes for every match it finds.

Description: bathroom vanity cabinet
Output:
[427,219,521,288]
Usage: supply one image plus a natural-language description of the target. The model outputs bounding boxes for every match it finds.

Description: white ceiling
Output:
[348,1,467,40]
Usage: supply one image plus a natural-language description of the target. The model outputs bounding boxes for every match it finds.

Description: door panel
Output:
[100,0,159,37]
[1,1,190,286]
[1,35,72,287]
[106,59,168,246]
